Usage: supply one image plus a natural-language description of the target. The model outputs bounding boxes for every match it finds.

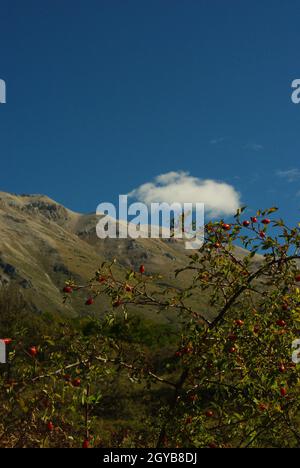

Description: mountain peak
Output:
[0,191,78,224]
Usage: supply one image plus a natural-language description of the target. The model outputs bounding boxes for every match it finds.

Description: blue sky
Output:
[0,0,300,225]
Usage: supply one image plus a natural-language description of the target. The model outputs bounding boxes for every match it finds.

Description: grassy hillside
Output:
[0,191,208,322]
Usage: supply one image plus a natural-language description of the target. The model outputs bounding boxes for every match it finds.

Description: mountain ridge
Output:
[0,191,200,320]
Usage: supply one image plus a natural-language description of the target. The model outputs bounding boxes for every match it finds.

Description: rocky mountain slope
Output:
[0,191,266,326]
[0,191,208,321]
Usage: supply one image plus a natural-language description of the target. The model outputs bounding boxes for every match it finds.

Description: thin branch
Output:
[31,354,177,388]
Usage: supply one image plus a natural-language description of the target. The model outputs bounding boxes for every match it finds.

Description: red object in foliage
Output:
[189,394,198,402]
[29,346,38,357]
[235,319,244,327]
[251,217,258,223]
[278,365,286,374]
[258,403,268,412]
[63,286,73,294]
[3,338,12,345]
[243,220,250,227]
[276,319,287,328]
[72,378,81,387]
[47,421,54,432]
[280,387,287,397]
[82,439,90,449]
[85,297,94,306]
[205,410,214,418]
[262,219,271,225]
[98,275,106,284]
[222,224,231,231]
[295,275,300,282]
[113,300,123,308]
[208,442,218,449]
[228,334,237,342]
[139,265,145,274]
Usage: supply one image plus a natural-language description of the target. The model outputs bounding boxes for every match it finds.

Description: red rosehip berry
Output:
[276,319,287,328]
[29,346,38,357]
[222,223,231,231]
[280,387,287,397]
[98,275,107,284]
[82,439,90,449]
[85,297,94,306]
[208,442,218,449]
[47,421,54,432]
[278,364,286,374]
[235,319,244,327]
[251,217,258,223]
[63,286,73,294]
[243,220,250,227]
[72,378,81,387]
[3,338,12,345]
[139,265,145,274]
[262,218,271,225]
[228,334,237,342]
[205,410,214,418]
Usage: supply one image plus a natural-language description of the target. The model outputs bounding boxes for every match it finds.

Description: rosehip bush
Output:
[1,207,300,448]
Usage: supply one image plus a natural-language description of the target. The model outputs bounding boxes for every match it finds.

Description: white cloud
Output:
[128,171,241,218]
[277,169,300,182]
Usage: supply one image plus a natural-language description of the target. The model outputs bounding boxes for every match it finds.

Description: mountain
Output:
[0,191,207,321]
[0,191,264,324]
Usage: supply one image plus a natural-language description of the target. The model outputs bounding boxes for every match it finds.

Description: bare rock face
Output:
[21,200,69,222]
[0,258,17,277]
[0,255,33,289]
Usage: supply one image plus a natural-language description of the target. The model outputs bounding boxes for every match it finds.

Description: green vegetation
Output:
[1,208,300,448]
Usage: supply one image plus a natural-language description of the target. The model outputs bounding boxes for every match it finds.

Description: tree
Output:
[1,207,300,448]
